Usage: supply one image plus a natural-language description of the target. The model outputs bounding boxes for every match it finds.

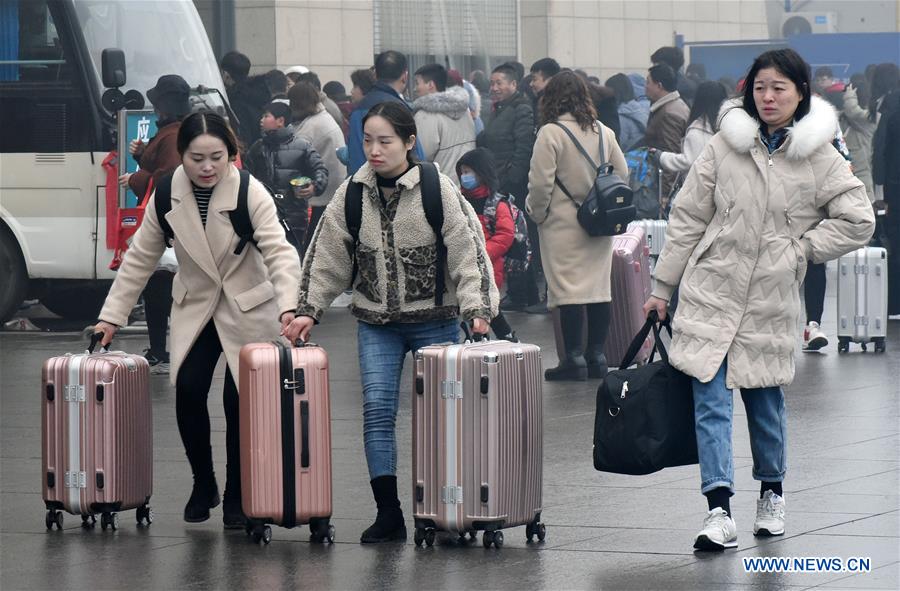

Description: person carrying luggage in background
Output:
[456,147,519,341]
[643,49,874,552]
[93,111,301,530]
[284,101,498,544]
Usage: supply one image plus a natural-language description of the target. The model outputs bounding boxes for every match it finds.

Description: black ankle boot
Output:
[360,475,407,543]
[184,477,220,523]
[222,488,246,529]
[584,349,609,379]
[546,305,587,381]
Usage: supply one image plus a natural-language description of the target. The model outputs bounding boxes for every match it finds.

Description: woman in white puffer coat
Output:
[655,81,728,176]
[643,49,874,553]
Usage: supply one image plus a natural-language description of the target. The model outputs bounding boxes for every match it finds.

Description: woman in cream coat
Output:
[644,50,874,552]
[94,112,301,529]
[525,71,628,381]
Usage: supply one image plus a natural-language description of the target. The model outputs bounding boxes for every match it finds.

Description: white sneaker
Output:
[150,362,170,375]
[802,321,828,351]
[753,490,785,536]
[693,507,738,551]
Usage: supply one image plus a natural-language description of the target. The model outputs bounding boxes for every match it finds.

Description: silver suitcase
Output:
[628,220,668,259]
[836,247,888,353]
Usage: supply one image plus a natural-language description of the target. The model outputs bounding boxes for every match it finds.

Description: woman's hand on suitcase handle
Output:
[643,296,668,322]
[284,315,315,344]
[92,321,118,348]
[280,311,295,334]
[471,318,489,335]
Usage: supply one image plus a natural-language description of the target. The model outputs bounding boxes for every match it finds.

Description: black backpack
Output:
[153,169,298,254]
[344,162,446,305]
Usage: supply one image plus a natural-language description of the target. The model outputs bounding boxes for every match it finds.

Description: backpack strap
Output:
[418,162,446,307]
[344,178,364,285]
[153,172,175,247]
[552,121,608,207]
[228,170,254,255]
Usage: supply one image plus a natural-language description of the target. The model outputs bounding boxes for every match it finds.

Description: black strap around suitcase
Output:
[277,342,310,528]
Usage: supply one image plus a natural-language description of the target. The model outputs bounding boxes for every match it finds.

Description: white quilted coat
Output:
[652,96,875,388]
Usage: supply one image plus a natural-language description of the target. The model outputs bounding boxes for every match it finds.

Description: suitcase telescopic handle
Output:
[87,332,110,354]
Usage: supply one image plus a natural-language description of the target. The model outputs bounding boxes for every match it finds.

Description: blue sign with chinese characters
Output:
[117,110,159,207]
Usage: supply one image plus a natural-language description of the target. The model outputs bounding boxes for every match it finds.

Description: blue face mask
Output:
[460,173,479,190]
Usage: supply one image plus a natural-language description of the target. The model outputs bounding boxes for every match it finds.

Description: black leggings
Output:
[175,321,240,499]
[804,261,826,324]
[143,270,173,358]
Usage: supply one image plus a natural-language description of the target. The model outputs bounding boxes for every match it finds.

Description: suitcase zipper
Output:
[620,381,629,400]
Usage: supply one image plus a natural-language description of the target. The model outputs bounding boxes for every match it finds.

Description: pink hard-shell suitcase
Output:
[41,336,153,531]
[412,334,545,548]
[239,341,334,545]
[605,226,655,367]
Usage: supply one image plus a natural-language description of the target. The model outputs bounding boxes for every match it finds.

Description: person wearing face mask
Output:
[285,101,498,544]
[92,111,301,531]
[643,49,874,552]
[456,148,518,340]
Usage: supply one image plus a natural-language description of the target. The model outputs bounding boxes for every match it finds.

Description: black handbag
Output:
[593,311,698,475]
[552,122,636,237]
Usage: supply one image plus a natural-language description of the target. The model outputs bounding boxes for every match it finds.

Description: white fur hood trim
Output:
[412,86,470,119]
[718,95,838,160]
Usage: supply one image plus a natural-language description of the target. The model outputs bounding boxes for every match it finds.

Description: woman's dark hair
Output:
[177,111,239,157]
[868,63,900,122]
[605,73,635,104]
[288,81,320,122]
[849,73,871,110]
[350,68,376,95]
[689,80,728,131]
[469,69,489,94]
[589,84,620,140]
[539,70,597,130]
[362,102,418,164]
[741,49,812,122]
[456,148,499,193]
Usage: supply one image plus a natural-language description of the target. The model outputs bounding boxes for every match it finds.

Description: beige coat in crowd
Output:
[293,105,347,207]
[98,165,301,385]
[525,115,628,307]
[653,96,874,389]
[841,85,876,202]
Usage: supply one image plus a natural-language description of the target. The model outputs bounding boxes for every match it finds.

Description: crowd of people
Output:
[95,44,894,551]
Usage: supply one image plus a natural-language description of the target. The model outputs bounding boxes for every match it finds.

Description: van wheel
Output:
[0,228,28,323]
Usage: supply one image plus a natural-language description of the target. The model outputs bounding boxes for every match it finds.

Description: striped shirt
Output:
[192,184,213,226]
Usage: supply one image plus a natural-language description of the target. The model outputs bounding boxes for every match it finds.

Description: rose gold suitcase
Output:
[606,225,655,367]
[239,342,334,545]
[412,338,546,548]
[41,338,153,531]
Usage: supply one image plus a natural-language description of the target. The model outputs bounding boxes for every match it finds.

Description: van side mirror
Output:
[102,49,126,88]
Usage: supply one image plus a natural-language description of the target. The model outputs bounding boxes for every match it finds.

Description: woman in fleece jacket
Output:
[643,49,874,552]
[284,101,498,544]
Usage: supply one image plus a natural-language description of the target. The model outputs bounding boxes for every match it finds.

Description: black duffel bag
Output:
[593,311,698,475]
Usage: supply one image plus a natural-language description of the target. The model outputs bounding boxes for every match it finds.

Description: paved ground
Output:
[1,265,898,590]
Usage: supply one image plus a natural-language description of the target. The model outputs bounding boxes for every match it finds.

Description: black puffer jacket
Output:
[246,127,329,215]
[872,90,900,187]
[476,92,534,200]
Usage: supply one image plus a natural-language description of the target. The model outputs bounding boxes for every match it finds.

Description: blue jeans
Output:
[357,318,460,480]
[692,361,787,494]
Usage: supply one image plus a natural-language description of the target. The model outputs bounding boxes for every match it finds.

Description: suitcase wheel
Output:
[250,524,272,545]
[309,520,335,544]
[414,527,436,547]
[136,504,154,527]
[526,521,547,543]
[81,514,97,529]
[100,512,119,531]
[874,339,886,354]
[837,338,850,354]
[45,510,64,531]
[482,529,503,549]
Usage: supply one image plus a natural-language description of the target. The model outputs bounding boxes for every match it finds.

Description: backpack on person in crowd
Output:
[483,193,532,273]
[344,162,447,305]
[624,148,662,220]
[552,122,636,237]
[153,169,300,254]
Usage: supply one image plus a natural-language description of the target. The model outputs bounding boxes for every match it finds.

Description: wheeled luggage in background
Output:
[605,225,655,367]
[836,247,888,353]
[628,220,667,259]
[41,336,153,531]
[412,334,545,548]
[239,341,334,545]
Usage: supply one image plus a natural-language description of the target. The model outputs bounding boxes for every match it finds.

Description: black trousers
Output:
[804,261,826,324]
[886,183,900,315]
[175,321,240,499]
[506,210,542,306]
[282,201,309,261]
[143,270,174,358]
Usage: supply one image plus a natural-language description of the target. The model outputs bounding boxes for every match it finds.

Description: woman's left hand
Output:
[280,311,296,334]
[472,318,489,334]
